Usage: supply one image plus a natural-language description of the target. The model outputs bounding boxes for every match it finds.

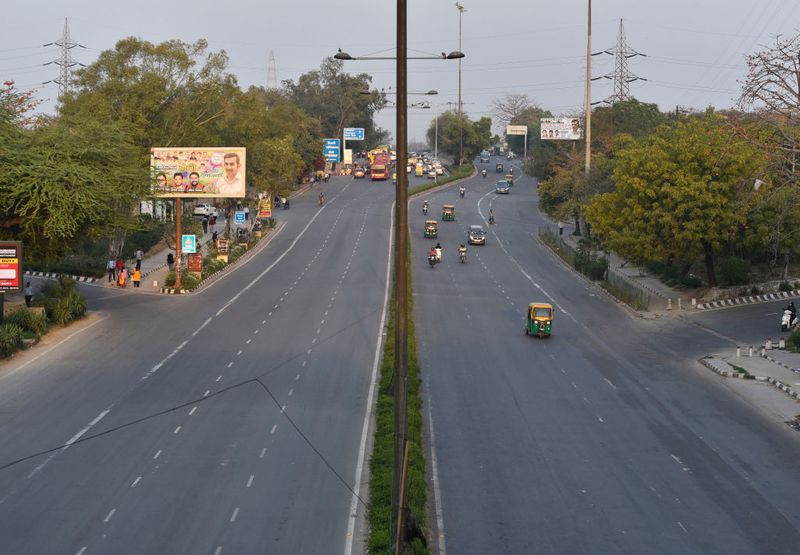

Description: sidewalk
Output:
[701,348,800,402]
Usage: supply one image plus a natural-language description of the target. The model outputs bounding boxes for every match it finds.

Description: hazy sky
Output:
[4,1,800,143]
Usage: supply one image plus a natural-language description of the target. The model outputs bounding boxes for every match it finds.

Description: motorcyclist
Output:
[788,301,797,322]
[481,169,487,178]
[428,245,438,264]
[423,200,428,214]
[459,185,465,198]
[488,208,495,225]
[509,167,514,175]
[434,242,443,262]
[458,243,467,262]
[319,192,325,205]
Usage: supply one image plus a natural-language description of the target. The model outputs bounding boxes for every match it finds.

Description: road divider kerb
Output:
[695,289,800,310]
[698,356,800,402]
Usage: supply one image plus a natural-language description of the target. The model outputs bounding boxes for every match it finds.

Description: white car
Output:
[427,170,436,179]
[435,166,444,176]
[193,203,216,217]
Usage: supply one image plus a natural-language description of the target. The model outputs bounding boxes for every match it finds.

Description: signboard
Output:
[344,149,353,165]
[182,234,197,254]
[540,118,582,140]
[506,125,528,136]
[216,239,229,263]
[187,253,203,274]
[258,198,272,219]
[0,241,22,292]
[150,147,247,198]
[343,128,365,140]
[323,138,341,162]
[234,211,245,225]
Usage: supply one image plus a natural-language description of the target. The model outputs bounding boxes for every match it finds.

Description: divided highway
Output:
[411,159,800,554]
[0,177,393,554]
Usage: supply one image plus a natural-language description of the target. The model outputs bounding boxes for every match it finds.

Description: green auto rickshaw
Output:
[442,204,455,221]
[424,219,438,239]
[525,302,553,338]
[495,162,504,173]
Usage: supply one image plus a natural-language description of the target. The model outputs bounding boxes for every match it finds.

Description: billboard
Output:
[150,147,246,198]
[0,241,22,292]
[258,198,272,219]
[540,118,582,140]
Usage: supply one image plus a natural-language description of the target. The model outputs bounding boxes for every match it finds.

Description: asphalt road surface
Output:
[412,156,800,554]
[0,176,394,554]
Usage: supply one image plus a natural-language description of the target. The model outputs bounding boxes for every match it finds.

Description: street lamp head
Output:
[445,51,465,59]
[456,2,467,13]
[334,49,354,60]
[426,90,439,95]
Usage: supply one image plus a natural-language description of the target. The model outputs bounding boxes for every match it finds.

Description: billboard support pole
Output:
[0,292,4,325]
[175,198,182,289]
[524,132,527,160]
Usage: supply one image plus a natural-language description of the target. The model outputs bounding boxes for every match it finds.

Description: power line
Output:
[42,18,86,98]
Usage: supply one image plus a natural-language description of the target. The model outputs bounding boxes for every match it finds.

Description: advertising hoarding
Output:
[540,118,582,140]
[150,147,246,198]
[0,242,22,292]
[258,198,272,219]
[187,253,203,275]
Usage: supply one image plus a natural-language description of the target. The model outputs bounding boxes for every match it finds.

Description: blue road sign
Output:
[323,138,341,162]
[344,128,365,141]
[234,211,245,225]
[182,234,197,254]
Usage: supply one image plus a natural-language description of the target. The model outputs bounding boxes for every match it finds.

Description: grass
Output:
[728,363,749,375]
[409,164,474,196]
[367,242,428,554]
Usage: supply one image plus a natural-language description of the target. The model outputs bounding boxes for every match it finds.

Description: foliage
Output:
[4,309,48,338]
[505,104,553,156]
[33,277,87,325]
[779,280,793,292]
[0,80,43,127]
[787,327,800,352]
[408,164,474,196]
[0,323,24,358]
[584,114,767,286]
[718,256,751,286]
[574,240,608,281]
[426,111,493,165]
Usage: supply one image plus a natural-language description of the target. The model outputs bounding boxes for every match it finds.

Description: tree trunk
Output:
[702,240,717,287]
[783,251,790,281]
[572,210,582,236]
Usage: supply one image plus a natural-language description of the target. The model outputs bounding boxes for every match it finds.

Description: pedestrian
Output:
[202,216,208,234]
[107,257,116,283]
[24,282,33,307]
[115,256,124,278]
[132,268,141,288]
[558,221,564,236]
[167,252,175,272]
[135,248,143,271]
[212,230,218,243]
[118,267,127,287]
[244,206,250,221]
[209,214,216,230]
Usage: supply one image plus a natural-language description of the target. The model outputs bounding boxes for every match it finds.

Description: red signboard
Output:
[0,242,22,292]
[258,198,272,219]
[187,253,203,274]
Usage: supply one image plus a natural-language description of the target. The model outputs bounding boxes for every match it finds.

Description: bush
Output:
[228,244,246,264]
[4,309,48,337]
[779,281,793,292]
[182,273,200,290]
[680,274,703,288]
[164,271,177,287]
[787,327,800,352]
[750,286,761,295]
[0,323,24,358]
[574,244,607,281]
[51,290,87,325]
[718,256,750,286]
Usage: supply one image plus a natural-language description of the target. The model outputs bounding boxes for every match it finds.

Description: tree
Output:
[426,112,492,165]
[490,93,531,127]
[584,114,768,286]
[506,104,553,156]
[590,99,664,151]
[0,81,43,127]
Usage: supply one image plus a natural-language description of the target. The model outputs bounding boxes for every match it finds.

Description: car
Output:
[435,166,444,176]
[495,180,510,194]
[193,203,216,217]
[468,225,486,245]
[354,168,366,178]
[427,170,436,179]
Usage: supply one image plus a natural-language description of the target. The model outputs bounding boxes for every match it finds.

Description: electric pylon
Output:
[267,51,278,90]
[43,18,86,97]
[595,19,645,104]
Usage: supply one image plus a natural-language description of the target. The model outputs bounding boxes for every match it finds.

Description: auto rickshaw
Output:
[424,219,438,239]
[525,302,553,338]
[496,162,504,173]
[442,204,455,221]
[505,173,514,186]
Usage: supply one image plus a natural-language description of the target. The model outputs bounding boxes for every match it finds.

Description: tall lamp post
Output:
[456,2,467,165]
[336,36,462,555]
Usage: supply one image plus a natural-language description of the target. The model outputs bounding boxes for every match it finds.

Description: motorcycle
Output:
[459,249,467,263]
[488,214,495,225]
[428,253,437,267]
[459,187,465,198]
[422,203,428,215]
[481,169,487,178]
[319,194,325,206]
[781,309,798,331]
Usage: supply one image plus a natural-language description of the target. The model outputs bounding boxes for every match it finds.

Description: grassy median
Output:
[409,163,475,196]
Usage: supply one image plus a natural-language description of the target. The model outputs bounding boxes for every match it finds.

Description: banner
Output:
[187,253,203,274]
[0,241,22,291]
[258,198,272,219]
[540,118,582,140]
[150,147,246,198]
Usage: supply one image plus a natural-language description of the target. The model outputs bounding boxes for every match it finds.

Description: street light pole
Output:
[456,2,466,165]
[393,0,409,552]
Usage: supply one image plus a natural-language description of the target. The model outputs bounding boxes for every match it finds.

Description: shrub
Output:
[0,323,24,358]
[51,289,87,325]
[787,327,800,352]
[181,273,200,290]
[164,271,176,287]
[680,275,703,288]
[750,286,761,295]
[574,244,607,281]
[779,281,793,292]
[718,256,750,286]
[4,309,47,337]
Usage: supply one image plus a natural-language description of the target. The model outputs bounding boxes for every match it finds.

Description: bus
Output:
[371,164,388,180]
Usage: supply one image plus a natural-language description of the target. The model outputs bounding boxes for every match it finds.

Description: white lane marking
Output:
[142,318,208,381]
[281,405,286,414]
[227,362,234,368]
[246,339,251,344]
[173,426,181,434]
[604,378,617,390]
[216,376,222,382]
[230,507,240,522]
[237,350,242,356]
[307,349,312,355]
[268,311,273,316]
[301,361,307,367]
[597,415,604,423]
[678,521,689,534]
[260,448,267,459]
[262,319,267,324]
[76,547,87,555]
[254,329,259,334]
[131,476,142,488]
[204,390,210,397]
[153,450,162,459]
[104,508,116,523]
[246,475,254,488]
[189,407,197,416]
[214,547,222,555]
[288,389,294,396]
[0,313,109,382]
[316,327,321,334]
[345,200,394,555]
[324,311,328,316]
[295,374,300,381]
[311,338,317,344]
[271,425,277,435]
[671,454,690,472]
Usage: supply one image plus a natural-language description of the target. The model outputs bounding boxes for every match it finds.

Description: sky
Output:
[4,0,800,144]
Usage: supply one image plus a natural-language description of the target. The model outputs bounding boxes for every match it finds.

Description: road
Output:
[0,176,395,554]
[411,157,800,554]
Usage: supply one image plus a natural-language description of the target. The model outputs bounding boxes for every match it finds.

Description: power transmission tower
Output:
[43,18,86,97]
[593,19,645,104]
[267,50,278,89]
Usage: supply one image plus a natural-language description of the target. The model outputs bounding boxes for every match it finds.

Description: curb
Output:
[763,351,800,375]
[699,356,800,402]
[24,271,99,284]
[696,290,800,310]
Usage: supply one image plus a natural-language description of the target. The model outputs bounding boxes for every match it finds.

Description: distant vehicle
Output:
[495,180,510,194]
[415,164,424,177]
[371,164,388,180]
[193,203,215,217]
[480,150,490,163]
[435,166,444,176]
[468,225,486,245]
[390,152,397,162]
[354,167,366,178]
[427,170,436,179]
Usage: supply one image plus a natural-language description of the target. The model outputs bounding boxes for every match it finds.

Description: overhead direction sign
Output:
[182,234,197,254]
[343,128,365,140]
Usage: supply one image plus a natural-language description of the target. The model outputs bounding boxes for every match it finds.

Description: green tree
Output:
[426,112,492,164]
[585,114,767,286]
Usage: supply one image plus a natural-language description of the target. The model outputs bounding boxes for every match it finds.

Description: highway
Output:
[411,158,800,554]
[0,176,394,554]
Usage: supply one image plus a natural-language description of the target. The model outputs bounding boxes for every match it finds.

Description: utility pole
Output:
[456,2,466,165]
[393,0,409,552]
[584,0,592,178]
[43,18,85,98]
[597,19,645,105]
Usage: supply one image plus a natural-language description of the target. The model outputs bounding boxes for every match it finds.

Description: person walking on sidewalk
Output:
[132,268,141,288]
[244,206,250,221]
[118,267,127,287]
[107,257,116,282]
[167,252,175,272]
[135,249,144,271]
[201,217,208,234]
[115,257,124,278]
[24,282,33,307]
